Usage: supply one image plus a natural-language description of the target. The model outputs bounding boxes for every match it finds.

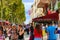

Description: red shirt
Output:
[34,29,42,38]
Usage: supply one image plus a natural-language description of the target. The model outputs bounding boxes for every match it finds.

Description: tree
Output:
[0,0,26,24]
[58,2,60,8]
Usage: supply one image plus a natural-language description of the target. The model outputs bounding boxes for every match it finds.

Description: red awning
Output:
[33,13,59,22]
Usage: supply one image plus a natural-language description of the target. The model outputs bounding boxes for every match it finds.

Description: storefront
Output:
[32,12,59,36]
[32,13,59,25]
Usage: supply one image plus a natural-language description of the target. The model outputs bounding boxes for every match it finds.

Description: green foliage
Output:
[58,2,60,8]
[0,0,26,24]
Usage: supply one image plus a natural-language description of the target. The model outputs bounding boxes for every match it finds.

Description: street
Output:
[25,34,60,40]
[5,33,30,40]
[4,33,60,40]
[0,0,60,40]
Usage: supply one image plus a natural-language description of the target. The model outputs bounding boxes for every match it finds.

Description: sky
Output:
[22,0,34,24]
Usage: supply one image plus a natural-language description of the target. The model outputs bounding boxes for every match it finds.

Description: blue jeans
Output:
[34,38,42,40]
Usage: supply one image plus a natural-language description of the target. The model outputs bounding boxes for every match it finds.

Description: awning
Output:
[33,13,59,22]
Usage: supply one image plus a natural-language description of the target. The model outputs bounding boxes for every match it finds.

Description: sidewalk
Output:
[5,32,60,40]
[43,36,47,40]
[43,35,60,40]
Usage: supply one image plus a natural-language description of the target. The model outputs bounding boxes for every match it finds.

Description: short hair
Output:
[48,22,52,25]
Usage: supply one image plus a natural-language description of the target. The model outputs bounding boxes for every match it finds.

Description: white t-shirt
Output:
[58,27,60,30]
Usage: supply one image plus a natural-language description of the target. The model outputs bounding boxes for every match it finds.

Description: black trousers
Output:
[26,29,29,35]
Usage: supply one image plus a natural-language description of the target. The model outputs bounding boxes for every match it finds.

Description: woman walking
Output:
[11,25,18,40]
[0,26,5,40]
[29,23,34,40]
[34,24,43,40]
[17,25,24,40]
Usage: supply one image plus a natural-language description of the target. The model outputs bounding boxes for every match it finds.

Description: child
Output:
[0,26,5,40]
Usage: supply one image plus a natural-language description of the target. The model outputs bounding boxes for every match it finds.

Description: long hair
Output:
[0,26,3,33]
[35,24,42,33]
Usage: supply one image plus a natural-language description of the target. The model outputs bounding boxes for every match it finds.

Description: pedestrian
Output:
[7,24,12,40]
[11,25,18,40]
[3,26,7,38]
[0,26,5,40]
[57,23,60,40]
[29,23,34,40]
[46,23,57,40]
[52,23,58,28]
[42,24,47,37]
[17,25,24,40]
[26,24,29,35]
[34,24,43,40]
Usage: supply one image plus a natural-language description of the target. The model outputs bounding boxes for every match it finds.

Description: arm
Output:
[47,32,49,39]
[19,29,24,35]
[46,28,49,39]
[3,38,5,40]
[3,36,5,40]
[55,28,58,34]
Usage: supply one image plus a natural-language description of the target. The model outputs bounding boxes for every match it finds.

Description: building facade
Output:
[30,0,45,22]
[29,0,60,23]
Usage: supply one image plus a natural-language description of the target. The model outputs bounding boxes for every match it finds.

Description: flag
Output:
[29,9,31,15]
[28,8,33,15]
[47,10,51,14]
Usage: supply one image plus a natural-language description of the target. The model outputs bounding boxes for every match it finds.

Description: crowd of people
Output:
[29,23,60,40]
[0,22,60,40]
[0,24,25,40]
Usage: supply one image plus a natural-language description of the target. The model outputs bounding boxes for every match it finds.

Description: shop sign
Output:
[36,19,51,21]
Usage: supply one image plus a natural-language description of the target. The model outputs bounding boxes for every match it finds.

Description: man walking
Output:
[46,23,57,40]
